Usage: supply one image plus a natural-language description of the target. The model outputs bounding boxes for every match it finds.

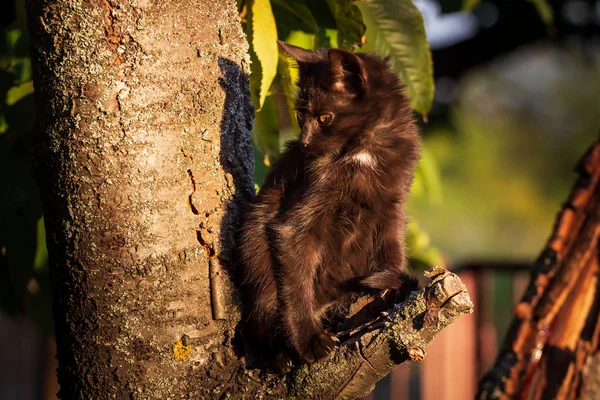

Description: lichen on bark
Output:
[28,0,253,397]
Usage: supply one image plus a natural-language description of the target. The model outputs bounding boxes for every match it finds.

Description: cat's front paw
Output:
[301,331,339,362]
[273,352,294,373]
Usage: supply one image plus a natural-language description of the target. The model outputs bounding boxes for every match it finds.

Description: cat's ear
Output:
[277,41,321,63]
[327,49,367,96]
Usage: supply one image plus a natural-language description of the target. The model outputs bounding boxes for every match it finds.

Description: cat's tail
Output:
[360,270,419,292]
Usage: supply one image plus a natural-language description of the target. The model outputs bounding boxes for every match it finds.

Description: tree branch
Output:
[230,268,473,400]
[290,268,472,399]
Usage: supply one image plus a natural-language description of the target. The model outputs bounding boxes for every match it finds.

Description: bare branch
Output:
[233,268,473,400]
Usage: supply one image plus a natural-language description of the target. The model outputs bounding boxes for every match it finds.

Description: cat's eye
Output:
[318,113,333,126]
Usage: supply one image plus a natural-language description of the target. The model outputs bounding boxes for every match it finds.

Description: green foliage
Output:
[0,0,52,335]
[276,32,303,132]
[411,46,599,262]
[272,0,318,33]
[248,0,279,111]
[357,0,434,118]
[252,92,280,165]
[247,0,435,131]
[412,145,443,205]
[245,0,441,267]
[408,147,444,269]
[406,218,444,270]
[325,0,365,50]
[246,0,436,158]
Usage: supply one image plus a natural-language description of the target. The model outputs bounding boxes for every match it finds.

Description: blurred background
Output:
[1,0,599,399]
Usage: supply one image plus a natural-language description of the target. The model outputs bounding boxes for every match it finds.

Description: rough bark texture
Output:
[27,0,472,398]
[477,137,600,400]
[28,0,254,397]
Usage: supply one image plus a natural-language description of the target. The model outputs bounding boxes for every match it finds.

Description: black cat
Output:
[239,41,420,368]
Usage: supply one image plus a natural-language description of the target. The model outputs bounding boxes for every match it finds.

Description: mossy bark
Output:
[26,1,472,398]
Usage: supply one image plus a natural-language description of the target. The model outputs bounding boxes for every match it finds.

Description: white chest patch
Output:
[352,151,377,168]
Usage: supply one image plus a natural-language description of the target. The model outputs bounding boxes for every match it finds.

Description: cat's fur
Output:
[238,42,420,367]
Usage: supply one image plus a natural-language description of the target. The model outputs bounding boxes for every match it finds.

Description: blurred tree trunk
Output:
[26,0,472,398]
[477,137,600,399]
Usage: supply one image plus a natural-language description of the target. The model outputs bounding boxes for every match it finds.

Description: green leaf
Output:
[33,217,48,272]
[6,29,22,50]
[250,0,279,111]
[325,0,365,50]
[6,80,33,106]
[252,92,280,166]
[462,0,481,11]
[315,27,338,49]
[527,0,554,26]
[357,0,434,117]
[277,31,315,135]
[272,0,318,33]
[277,60,300,135]
[305,0,337,29]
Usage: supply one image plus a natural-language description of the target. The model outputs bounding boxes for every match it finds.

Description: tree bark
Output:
[27,0,472,398]
[28,0,254,397]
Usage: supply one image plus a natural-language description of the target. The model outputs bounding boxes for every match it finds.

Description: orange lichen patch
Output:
[173,340,192,361]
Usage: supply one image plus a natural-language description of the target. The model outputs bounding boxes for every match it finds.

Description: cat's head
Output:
[278,41,411,156]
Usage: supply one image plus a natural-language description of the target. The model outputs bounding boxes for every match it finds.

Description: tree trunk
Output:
[28,0,254,397]
[27,0,472,398]
[477,137,600,399]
